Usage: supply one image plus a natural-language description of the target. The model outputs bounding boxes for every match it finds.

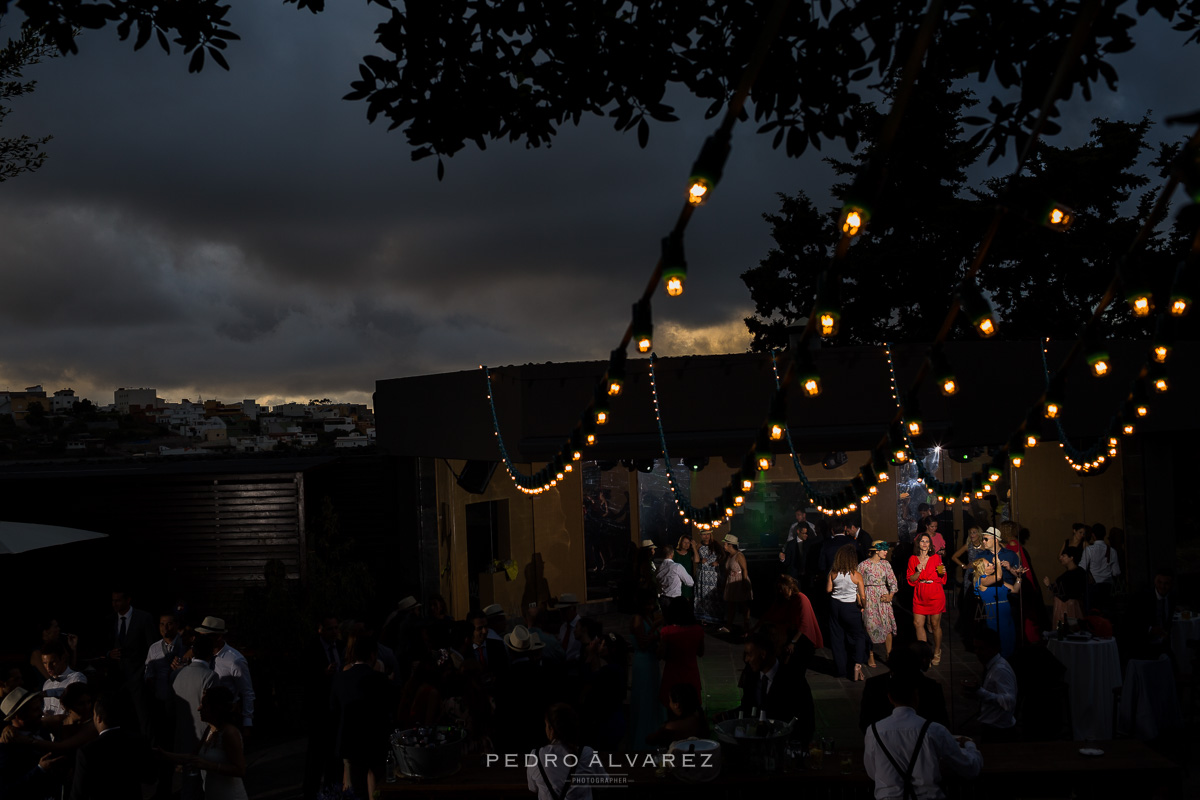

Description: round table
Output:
[1170,614,1200,674]
[1046,636,1122,741]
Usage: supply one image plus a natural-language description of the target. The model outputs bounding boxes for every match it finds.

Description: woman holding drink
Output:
[907,533,948,665]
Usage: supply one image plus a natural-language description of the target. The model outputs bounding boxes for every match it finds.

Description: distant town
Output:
[0,385,374,460]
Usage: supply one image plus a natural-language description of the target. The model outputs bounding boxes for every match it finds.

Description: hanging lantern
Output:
[1042,202,1075,232]
[840,203,871,237]
[814,273,842,338]
[768,391,788,442]
[661,233,687,297]
[1044,374,1065,419]
[797,348,821,397]
[931,347,958,396]
[756,432,775,472]
[632,300,653,353]
[1123,274,1154,317]
[606,349,627,397]
[905,392,923,437]
[1085,332,1111,378]
[687,132,730,206]
[957,282,999,338]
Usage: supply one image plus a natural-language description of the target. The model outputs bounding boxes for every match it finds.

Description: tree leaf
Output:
[637,117,649,148]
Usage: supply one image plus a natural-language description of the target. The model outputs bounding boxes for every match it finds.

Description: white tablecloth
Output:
[1169,615,1200,674]
[1118,655,1181,739]
[1047,636,1122,740]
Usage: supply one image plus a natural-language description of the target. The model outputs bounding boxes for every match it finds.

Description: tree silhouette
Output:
[6,1,1199,173]
[0,17,55,182]
[742,76,1181,348]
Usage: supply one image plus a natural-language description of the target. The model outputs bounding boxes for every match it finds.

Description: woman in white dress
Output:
[163,685,248,799]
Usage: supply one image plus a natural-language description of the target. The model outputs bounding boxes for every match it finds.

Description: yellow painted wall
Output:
[436,459,586,619]
[1011,444,1124,598]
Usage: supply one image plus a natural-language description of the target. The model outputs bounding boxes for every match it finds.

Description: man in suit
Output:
[1128,567,1177,659]
[303,615,343,800]
[144,611,181,800]
[467,609,508,681]
[779,509,811,582]
[171,633,217,800]
[738,632,815,745]
[69,692,149,800]
[846,519,873,564]
[107,589,157,735]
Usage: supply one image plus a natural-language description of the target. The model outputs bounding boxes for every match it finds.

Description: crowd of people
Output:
[0,591,255,799]
[1,507,1177,800]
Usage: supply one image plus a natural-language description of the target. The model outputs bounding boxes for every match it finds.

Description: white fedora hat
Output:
[504,625,545,653]
[395,596,420,613]
[482,603,505,617]
[723,534,740,546]
[194,616,227,635]
[640,539,657,549]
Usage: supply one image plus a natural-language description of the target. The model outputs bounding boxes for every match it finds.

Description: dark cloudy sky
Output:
[1,5,1195,409]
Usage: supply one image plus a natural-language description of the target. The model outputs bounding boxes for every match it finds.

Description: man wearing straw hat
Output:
[0,687,62,794]
[193,616,255,732]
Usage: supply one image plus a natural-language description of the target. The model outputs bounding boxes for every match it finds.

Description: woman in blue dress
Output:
[971,557,1020,658]
[629,590,665,750]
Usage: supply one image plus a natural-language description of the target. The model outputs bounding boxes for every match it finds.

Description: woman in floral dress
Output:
[692,529,723,625]
[858,541,898,668]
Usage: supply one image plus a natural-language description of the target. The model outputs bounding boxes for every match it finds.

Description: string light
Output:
[632,299,653,353]
[687,132,730,207]
[1085,333,1111,377]
[931,347,958,396]
[958,282,999,338]
[815,273,842,338]
[1043,202,1075,232]
[661,233,687,297]
[606,349,626,397]
[840,203,870,237]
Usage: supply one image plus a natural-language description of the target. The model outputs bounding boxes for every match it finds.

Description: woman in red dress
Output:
[907,532,947,665]
[658,597,704,708]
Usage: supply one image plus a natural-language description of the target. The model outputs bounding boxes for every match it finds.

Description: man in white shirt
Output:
[865,671,982,799]
[41,640,87,717]
[144,612,182,705]
[194,616,255,731]
[962,625,1017,741]
[655,545,694,599]
[1078,528,1120,613]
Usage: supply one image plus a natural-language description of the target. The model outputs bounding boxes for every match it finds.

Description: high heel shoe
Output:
[931,648,942,666]
[854,664,865,681]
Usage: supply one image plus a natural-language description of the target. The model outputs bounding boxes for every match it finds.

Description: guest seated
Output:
[859,642,947,732]
[864,671,981,800]
[647,683,709,747]
[717,632,814,744]
[961,624,1018,742]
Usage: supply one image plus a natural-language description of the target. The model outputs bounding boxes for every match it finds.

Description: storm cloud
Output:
[1,4,1195,407]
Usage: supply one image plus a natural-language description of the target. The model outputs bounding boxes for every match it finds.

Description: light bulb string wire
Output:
[483,0,795,492]
[770,351,825,505]
[648,353,718,522]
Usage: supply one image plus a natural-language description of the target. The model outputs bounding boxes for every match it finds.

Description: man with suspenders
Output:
[865,671,982,799]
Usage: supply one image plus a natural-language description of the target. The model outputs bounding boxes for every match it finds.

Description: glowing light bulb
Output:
[1171,298,1190,317]
[564,464,573,472]
[941,379,957,396]
[571,450,582,461]
[894,448,908,463]
[877,470,890,483]
[908,420,923,436]
[637,337,652,354]
[975,491,983,499]
[586,433,596,446]
[666,276,684,296]
[1132,295,1152,317]
[1154,376,1168,393]
[1091,359,1109,377]
[977,318,996,337]
[769,424,784,441]
[741,478,753,492]
[1025,434,1039,449]
[1136,404,1148,417]
[1044,402,1060,419]
[946,496,955,505]
[982,483,992,492]
[733,494,744,506]
[595,410,608,425]
[1153,345,1169,363]
[687,180,709,205]
[842,210,863,236]
[803,378,820,396]
[868,485,878,496]
[1123,423,1134,435]
[757,455,772,471]
[725,506,734,517]
[819,313,838,337]
[1011,455,1023,469]
[607,381,622,397]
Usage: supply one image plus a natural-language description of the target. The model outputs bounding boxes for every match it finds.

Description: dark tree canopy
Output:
[5,0,1200,171]
[740,75,1185,349]
[0,17,54,181]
